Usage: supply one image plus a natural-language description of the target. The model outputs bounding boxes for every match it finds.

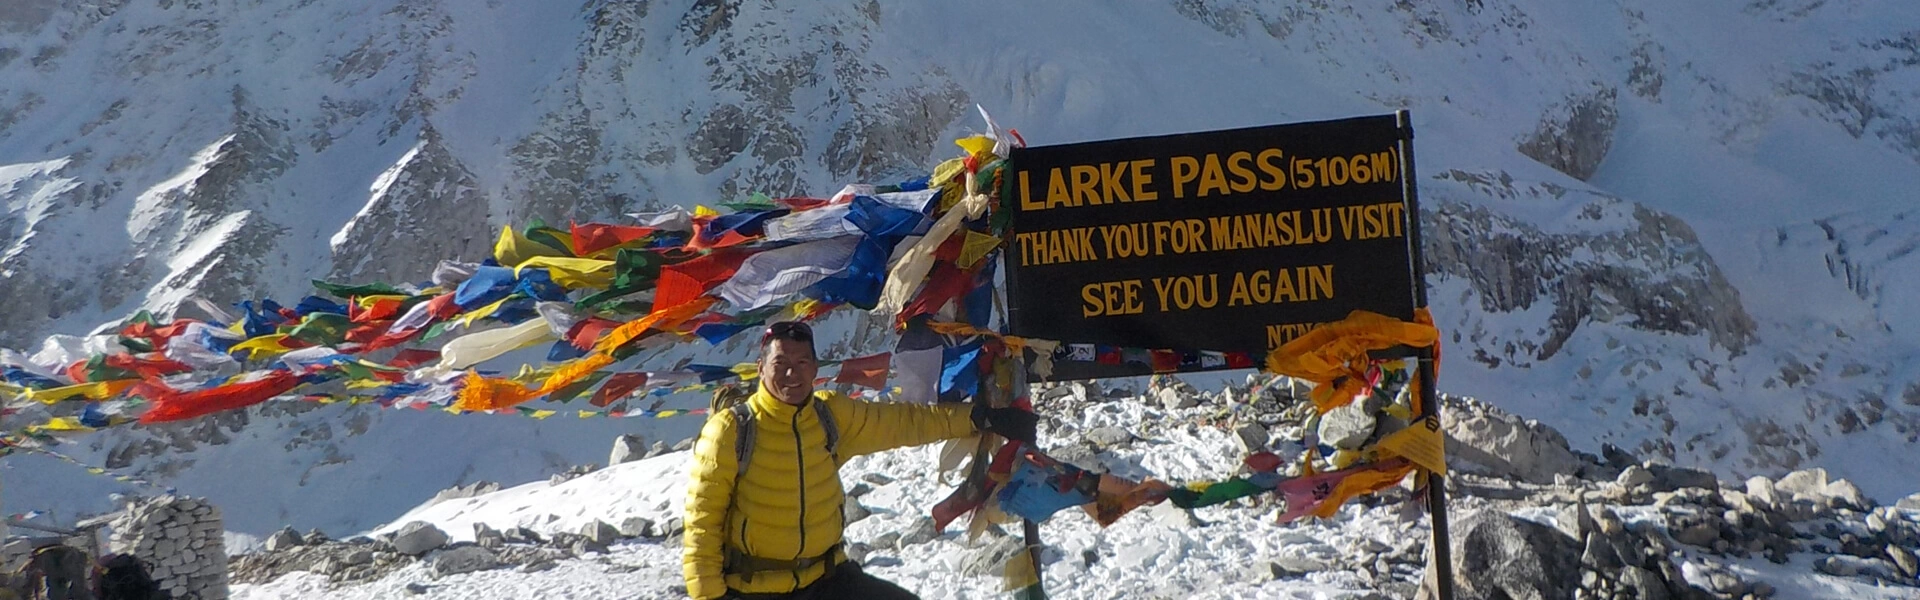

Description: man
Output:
[682,321,1036,599]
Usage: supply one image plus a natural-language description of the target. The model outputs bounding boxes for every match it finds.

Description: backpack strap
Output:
[730,396,841,480]
[811,399,840,462]
[730,402,756,481]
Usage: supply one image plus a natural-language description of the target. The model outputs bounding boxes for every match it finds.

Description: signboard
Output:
[1005,114,1418,378]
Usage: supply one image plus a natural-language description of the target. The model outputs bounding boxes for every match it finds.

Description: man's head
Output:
[758,321,817,406]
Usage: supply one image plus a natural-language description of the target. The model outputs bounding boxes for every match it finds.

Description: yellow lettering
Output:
[1150,276,1174,312]
[1130,159,1158,201]
[1073,227,1098,260]
[1271,267,1296,302]
[1170,156,1198,199]
[1226,151,1257,193]
[1046,168,1072,209]
[1197,154,1230,197]
[1099,162,1131,203]
[1070,165,1099,207]
[1081,283,1103,317]
[1208,216,1233,251]
[1372,150,1395,182]
[1019,171,1043,211]
[1306,264,1334,300]
[1256,149,1286,191]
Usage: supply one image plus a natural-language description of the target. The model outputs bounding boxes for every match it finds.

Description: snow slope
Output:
[235,396,1920,600]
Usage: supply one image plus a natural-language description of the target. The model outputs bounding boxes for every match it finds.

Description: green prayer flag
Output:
[420,321,457,342]
[1166,477,1267,509]
[84,355,139,383]
[288,313,353,345]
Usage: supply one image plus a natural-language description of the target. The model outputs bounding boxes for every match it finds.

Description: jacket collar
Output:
[748,381,815,418]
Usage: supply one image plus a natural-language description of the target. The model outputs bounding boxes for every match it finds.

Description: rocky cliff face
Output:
[5,0,1920,530]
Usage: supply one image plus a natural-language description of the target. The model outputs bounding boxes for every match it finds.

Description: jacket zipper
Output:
[792,408,807,588]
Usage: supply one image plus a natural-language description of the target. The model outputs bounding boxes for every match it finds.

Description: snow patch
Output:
[330,139,424,252]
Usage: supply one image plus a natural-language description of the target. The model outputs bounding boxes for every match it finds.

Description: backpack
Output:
[24,545,90,600]
[95,554,168,600]
[710,384,839,480]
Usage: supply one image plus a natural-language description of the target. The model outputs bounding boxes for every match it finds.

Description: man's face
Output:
[760,338,818,406]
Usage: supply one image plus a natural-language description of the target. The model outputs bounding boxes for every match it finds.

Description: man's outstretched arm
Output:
[831,394,975,458]
[682,412,741,599]
[831,394,1038,457]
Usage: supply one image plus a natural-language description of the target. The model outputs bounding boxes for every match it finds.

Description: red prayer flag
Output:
[121,320,199,351]
[591,372,649,407]
[898,263,976,325]
[352,297,405,323]
[138,371,303,423]
[388,348,442,369]
[1225,352,1256,369]
[654,249,752,310]
[567,317,624,351]
[64,360,88,384]
[832,353,892,390]
[343,322,391,344]
[425,293,463,319]
[571,222,656,256]
[1149,349,1181,373]
[104,353,193,380]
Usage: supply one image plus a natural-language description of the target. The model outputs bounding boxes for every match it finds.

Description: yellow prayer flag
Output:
[515,256,616,289]
[26,380,135,404]
[693,205,719,218]
[955,135,995,158]
[355,294,410,308]
[457,296,516,328]
[231,334,294,360]
[578,410,596,419]
[493,225,571,269]
[1000,547,1042,592]
[30,417,93,433]
[1376,415,1447,475]
[530,410,557,420]
[930,157,967,187]
[957,231,1002,268]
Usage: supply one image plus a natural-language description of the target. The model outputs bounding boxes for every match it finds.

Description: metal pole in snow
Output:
[1396,109,1456,600]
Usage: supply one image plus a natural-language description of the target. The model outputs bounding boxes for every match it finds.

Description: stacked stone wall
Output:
[109,496,228,600]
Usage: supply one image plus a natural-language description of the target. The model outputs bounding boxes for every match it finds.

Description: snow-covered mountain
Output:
[5,0,1920,537]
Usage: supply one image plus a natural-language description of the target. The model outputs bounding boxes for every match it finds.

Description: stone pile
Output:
[231,517,687,586]
[109,496,229,600]
[1033,380,1920,599]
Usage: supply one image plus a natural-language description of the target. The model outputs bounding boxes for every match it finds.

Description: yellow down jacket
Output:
[682,387,976,598]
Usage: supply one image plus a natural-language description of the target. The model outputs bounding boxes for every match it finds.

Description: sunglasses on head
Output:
[761,321,813,344]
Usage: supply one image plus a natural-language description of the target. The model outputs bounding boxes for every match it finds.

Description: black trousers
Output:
[725,562,918,600]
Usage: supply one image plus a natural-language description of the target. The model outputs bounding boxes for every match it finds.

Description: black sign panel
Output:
[1005,114,1418,379]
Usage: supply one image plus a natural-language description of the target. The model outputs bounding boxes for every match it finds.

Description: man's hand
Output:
[972,404,1039,443]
